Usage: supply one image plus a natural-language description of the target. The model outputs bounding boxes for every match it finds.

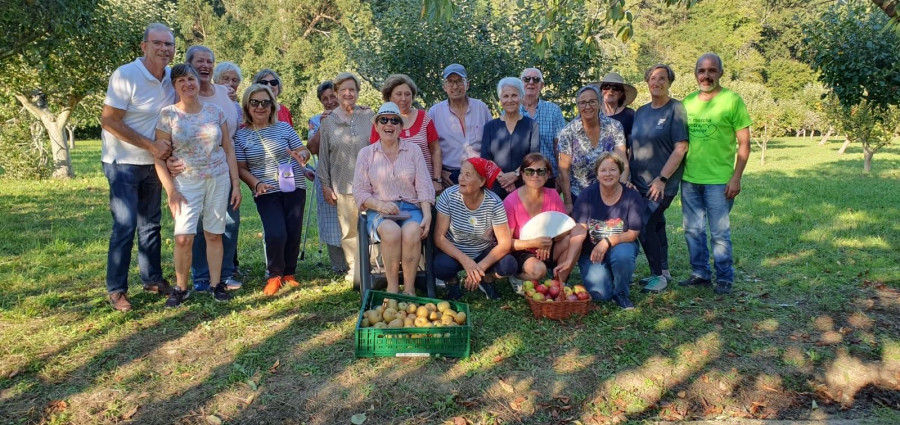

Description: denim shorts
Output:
[365,201,423,242]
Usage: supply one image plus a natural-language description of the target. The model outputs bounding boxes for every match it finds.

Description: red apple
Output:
[535,284,549,295]
[573,284,587,294]
[576,291,590,301]
[552,279,563,287]
[548,285,561,297]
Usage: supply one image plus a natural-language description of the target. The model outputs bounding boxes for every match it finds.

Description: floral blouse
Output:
[557,113,625,196]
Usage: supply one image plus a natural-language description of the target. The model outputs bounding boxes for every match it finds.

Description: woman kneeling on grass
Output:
[353,102,435,295]
[503,153,574,289]
[155,64,242,308]
[233,84,310,296]
[560,152,644,310]
[433,158,516,300]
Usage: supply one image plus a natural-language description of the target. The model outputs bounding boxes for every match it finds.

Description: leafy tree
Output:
[0,0,97,62]
[0,0,173,178]
[730,80,782,165]
[803,0,900,171]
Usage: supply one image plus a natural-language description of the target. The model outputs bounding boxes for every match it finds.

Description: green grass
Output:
[1,138,899,424]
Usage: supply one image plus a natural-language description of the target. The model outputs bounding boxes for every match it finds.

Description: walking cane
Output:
[299,155,318,261]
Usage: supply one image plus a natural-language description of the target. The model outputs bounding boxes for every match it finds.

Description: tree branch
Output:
[302,13,338,38]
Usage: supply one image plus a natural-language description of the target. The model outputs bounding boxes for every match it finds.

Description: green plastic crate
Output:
[355,290,471,358]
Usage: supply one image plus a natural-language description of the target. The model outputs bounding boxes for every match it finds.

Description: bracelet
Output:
[603,236,612,248]
[254,181,263,190]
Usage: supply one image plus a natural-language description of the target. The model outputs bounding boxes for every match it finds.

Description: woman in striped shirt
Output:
[353,103,435,295]
[433,158,516,300]
[233,84,310,296]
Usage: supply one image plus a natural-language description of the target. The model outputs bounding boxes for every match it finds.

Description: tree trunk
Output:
[818,128,833,146]
[837,138,852,154]
[871,0,898,21]
[13,93,82,178]
[66,125,76,149]
[760,139,767,165]
[863,144,874,172]
[799,128,806,138]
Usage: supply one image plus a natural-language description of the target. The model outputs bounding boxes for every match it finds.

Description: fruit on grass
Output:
[532,292,545,302]
[453,311,467,325]
[576,291,590,301]
[536,284,548,295]
[437,301,450,312]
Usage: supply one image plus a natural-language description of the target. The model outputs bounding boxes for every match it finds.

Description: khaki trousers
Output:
[335,193,359,285]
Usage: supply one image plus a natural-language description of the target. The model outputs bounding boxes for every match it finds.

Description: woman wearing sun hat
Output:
[433,157,516,300]
[597,72,638,158]
[353,102,435,295]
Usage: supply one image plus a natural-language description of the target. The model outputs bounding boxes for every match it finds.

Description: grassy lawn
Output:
[1,138,899,424]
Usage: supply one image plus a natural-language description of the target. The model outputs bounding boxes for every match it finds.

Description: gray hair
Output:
[575,85,601,102]
[213,62,242,83]
[142,23,173,41]
[253,68,282,85]
[185,45,214,64]
[520,67,544,81]
[695,52,724,74]
[644,64,676,83]
[496,77,525,99]
[334,72,361,91]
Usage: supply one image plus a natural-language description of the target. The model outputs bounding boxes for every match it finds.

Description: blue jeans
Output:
[577,242,637,301]
[433,247,517,282]
[103,162,163,294]
[680,182,734,283]
[190,186,240,286]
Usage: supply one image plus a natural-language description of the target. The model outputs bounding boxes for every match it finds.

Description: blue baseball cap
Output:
[442,64,467,79]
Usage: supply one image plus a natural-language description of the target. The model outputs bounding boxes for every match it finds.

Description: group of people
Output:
[101,22,751,312]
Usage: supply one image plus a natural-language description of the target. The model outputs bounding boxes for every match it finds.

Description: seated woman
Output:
[503,153,573,286]
[558,152,644,310]
[154,64,241,307]
[480,77,539,198]
[434,158,516,300]
[353,102,435,295]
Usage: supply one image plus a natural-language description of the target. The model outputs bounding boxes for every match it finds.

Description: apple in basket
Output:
[531,292,545,302]
[573,284,587,294]
[524,280,535,292]
[567,294,579,301]
[535,284,549,295]
[576,291,591,301]
[548,285,561,298]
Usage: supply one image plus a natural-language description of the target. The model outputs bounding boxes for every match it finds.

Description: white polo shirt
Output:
[101,58,175,165]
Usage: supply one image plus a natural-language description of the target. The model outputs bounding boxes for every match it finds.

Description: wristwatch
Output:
[658,175,669,183]
[432,177,442,183]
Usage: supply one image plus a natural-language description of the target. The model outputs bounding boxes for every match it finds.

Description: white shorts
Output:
[173,173,230,235]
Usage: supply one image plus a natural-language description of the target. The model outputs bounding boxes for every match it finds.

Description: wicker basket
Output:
[525,296,594,320]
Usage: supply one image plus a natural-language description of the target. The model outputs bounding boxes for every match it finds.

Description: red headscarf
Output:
[466,157,501,189]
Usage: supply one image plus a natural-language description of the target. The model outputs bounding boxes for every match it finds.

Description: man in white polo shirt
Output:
[99,22,176,312]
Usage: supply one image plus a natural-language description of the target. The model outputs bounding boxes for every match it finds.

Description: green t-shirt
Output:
[682,88,752,184]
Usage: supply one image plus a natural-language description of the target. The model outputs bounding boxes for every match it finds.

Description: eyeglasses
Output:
[577,99,599,108]
[600,84,624,92]
[258,79,279,87]
[148,40,175,48]
[377,117,402,125]
[522,77,541,84]
[443,79,466,87]
[523,167,548,177]
[249,99,273,108]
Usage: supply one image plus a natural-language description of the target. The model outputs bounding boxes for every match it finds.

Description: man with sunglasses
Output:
[99,23,177,312]
[427,64,492,188]
[679,53,752,296]
[519,68,567,188]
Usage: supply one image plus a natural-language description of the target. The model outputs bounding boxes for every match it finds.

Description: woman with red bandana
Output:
[433,158,516,300]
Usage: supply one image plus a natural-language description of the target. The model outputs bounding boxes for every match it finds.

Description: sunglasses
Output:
[258,79,280,87]
[249,99,273,108]
[600,84,624,92]
[377,117,402,125]
[523,167,548,177]
[522,76,541,83]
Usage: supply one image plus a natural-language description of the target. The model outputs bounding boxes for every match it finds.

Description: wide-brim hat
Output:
[372,102,401,123]
[593,72,638,108]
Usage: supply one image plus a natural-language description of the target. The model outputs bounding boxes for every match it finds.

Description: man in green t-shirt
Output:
[679,53,751,295]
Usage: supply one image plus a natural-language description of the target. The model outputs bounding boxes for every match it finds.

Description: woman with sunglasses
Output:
[233,84,310,296]
[353,103,435,295]
[318,72,375,287]
[558,85,628,215]
[154,64,242,307]
[503,153,574,285]
[597,73,638,157]
[480,77,539,198]
[252,69,293,127]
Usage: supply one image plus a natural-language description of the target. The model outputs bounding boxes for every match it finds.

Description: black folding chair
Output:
[357,211,436,302]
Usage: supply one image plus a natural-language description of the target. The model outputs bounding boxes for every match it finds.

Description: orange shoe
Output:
[263,276,283,296]
[284,275,299,287]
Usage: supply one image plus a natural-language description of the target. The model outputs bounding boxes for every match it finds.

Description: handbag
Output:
[254,127,296,193]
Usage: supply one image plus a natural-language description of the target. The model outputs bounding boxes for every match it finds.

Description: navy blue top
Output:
[480,116,540,173]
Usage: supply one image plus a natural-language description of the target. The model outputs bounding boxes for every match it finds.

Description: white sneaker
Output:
[508,276,525,295]
[225,277,242,290]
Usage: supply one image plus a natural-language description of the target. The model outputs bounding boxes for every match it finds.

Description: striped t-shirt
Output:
[234,121,306,193]
[436,186,508,257]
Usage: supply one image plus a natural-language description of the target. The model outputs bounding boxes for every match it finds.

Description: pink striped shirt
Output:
[353,140,435,210]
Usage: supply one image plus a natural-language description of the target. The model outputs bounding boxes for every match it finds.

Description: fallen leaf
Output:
[553,395,570,404]
[244,393,256,405]
[719,380,729,391]
[493,355,504,363]
[205,415,223,425]
[701,375,710,383]
[350,413,367,424]
[46,400,68,413]
[246,379,258,391]
[677,391,687,398]
[122,405,140,420]
[509,400,521,411]
[498,379,514,393]
[7,369,20,379]
[269,359,280,374]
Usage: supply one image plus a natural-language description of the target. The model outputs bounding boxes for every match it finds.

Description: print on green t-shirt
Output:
[682,88,752,184]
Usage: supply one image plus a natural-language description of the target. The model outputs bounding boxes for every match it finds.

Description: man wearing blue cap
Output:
[427,64,493,187]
